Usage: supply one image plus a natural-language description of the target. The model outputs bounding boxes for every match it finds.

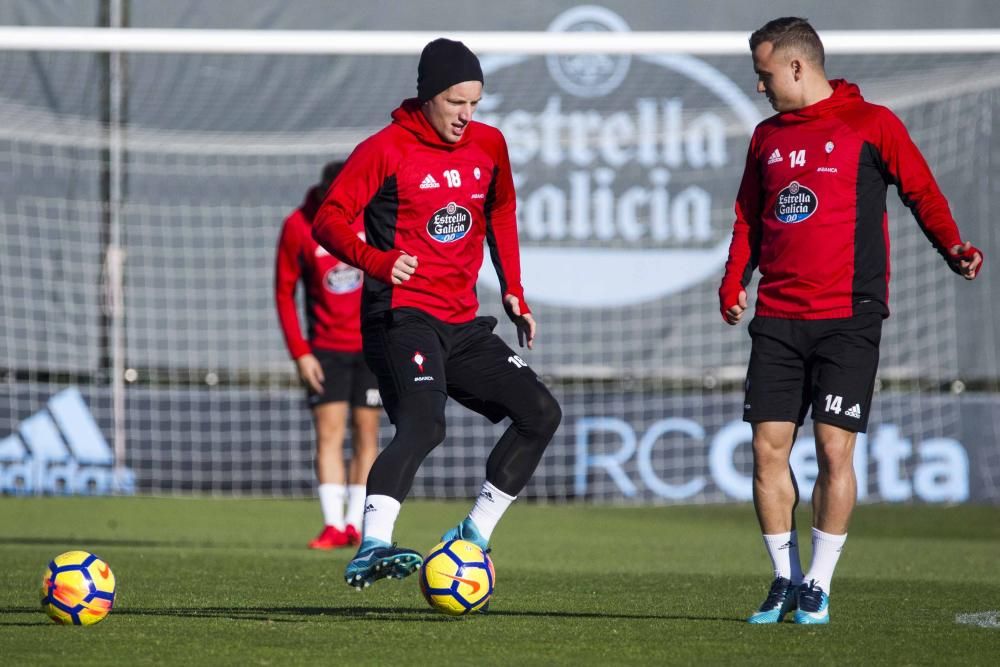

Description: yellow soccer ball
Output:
[40,551,116,625]
[419,539,494,616]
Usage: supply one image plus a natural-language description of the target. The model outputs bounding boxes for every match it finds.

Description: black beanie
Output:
[416,38,483,102]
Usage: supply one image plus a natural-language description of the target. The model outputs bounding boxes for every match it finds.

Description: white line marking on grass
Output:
[955,611,1000,628]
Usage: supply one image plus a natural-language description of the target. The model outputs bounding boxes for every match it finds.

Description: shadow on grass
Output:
[0,537,179,549]
[0,607,70,627]
[0,537,301,551]
[0,605,741,624]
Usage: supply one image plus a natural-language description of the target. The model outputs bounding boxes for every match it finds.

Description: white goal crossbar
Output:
[1,27,1000,54]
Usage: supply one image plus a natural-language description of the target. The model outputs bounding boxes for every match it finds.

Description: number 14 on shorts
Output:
[823,394,843,414]
[824,393,863,420]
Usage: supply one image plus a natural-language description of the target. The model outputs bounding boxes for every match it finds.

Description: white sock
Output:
[360,494,400,545]
[803,527,848,594]
[317,483,346,530]
[762,530,804,584]
[345,484,366,529]
[467,481,516,541]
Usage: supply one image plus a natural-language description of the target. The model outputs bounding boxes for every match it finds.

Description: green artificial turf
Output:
[1,498,998,665]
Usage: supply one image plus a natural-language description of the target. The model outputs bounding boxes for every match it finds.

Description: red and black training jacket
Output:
[720,79,964,320]
[312,99,528,325]
[274,190,366,357]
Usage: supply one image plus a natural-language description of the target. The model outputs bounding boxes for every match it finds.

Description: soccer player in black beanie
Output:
[313,39,561,592]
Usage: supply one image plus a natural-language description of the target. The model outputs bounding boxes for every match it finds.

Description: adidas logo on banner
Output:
[1,387,135,495]
[767,149,783,165]
[845,404,862,419]
[419,174,440,189]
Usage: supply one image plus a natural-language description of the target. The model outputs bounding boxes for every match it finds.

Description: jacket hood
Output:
[390,98,472,150]
[778,79,863,123]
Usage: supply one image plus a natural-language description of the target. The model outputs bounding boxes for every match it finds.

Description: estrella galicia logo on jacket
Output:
[427,202,472,243]
[324,264,363,294]
[774,181,818,223]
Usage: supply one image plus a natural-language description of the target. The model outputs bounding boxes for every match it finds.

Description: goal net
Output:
[2,11,999,502]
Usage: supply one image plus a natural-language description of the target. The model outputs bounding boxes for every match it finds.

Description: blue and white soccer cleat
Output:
[343,537,423,590]
[747,577,798,624]
[440,517,488,551]
[793,580,830,624]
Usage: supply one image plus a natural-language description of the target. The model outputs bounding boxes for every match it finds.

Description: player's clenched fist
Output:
[391,254,418,284]
[721,290,748,325]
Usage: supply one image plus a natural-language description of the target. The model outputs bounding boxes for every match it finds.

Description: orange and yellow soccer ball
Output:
[40,551,116,625]
[419,539,494,616]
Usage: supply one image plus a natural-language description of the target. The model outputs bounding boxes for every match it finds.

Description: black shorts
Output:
[307,349,382,409]
[743,314,882,433]
[362,308,541,424]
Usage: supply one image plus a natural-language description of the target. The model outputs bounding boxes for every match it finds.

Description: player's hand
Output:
[948,241,983,280]
[391,254,418,285]
[503,295,536,350]
[723,290,748,325]
[295,354,324,394]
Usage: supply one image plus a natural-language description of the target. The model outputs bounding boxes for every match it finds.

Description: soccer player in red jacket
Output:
[720,17,983,625]
[275,161,382,550]
[313,39,562,589]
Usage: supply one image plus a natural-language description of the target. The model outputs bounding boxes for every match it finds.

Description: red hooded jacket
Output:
[720,79,964,320]
[275,188,365,357]
[312,99,527,324]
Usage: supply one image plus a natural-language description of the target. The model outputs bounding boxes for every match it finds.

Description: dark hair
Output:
[319,160,345,191]
[749,17,825,68]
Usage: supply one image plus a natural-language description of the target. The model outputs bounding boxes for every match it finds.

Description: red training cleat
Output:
[344,524,361,546]
[308,525,350,550]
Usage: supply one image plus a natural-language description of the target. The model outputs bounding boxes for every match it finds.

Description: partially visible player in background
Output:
[275,161,382,550]
[719,17,983,625]
[313,38,561,590]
